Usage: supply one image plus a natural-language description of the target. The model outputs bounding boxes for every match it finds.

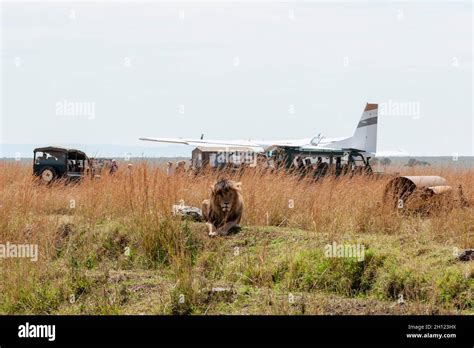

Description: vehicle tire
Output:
[40,167,56,183]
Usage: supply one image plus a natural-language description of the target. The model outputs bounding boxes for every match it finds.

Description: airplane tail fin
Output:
[334,103,378,154]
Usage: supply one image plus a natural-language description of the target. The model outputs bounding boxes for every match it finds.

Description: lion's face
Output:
[211,179,242,213]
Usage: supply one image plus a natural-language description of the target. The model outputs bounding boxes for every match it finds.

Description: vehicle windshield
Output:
[35,150,66,165]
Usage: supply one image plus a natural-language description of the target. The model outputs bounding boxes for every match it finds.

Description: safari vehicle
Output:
[269,146,373,178]
[33,146,90,183]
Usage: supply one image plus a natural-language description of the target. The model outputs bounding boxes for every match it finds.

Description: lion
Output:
[202,179,244,237]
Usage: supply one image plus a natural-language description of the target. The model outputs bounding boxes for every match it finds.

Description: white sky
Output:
[1,1,473,156]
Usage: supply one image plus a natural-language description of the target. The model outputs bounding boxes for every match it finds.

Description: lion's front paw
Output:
[206,222,217,236]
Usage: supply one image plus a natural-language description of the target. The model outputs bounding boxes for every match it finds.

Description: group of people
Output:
[290,155,371,180]
[92,159,200,178]
[87,158,120,176]
[166,160,187,176]
[291,156,330,179]
[166,159,241,176]
[104,155,370,179]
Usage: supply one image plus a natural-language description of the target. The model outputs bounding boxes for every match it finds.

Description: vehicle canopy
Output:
[33,146,88,160]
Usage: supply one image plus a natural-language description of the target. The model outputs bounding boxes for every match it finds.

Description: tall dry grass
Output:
[0,161,472,313]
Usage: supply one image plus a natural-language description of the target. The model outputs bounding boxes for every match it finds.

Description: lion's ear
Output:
[234,182,242,191]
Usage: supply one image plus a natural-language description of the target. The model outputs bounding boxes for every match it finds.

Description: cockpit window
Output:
[310,134,324,146]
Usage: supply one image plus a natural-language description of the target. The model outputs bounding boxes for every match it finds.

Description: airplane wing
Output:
[139,137,313,152]
[139,137,266,152]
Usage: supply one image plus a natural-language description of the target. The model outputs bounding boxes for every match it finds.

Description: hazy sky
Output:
[1,1,472,156]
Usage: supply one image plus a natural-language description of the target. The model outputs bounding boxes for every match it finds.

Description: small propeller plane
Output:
[139,103,379,156]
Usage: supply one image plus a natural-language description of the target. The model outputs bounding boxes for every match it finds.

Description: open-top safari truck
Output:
[33,146,91,183]
[268,145,373,178]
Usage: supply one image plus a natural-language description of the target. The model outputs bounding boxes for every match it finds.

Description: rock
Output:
[211,287,232,293]
[172,204,203,222]
[204,286,235,303]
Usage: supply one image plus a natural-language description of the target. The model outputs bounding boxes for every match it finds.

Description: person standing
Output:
[126,163,133,177]
[109,159,118,174]
[175,160,186,174]
[166,161,174,176]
